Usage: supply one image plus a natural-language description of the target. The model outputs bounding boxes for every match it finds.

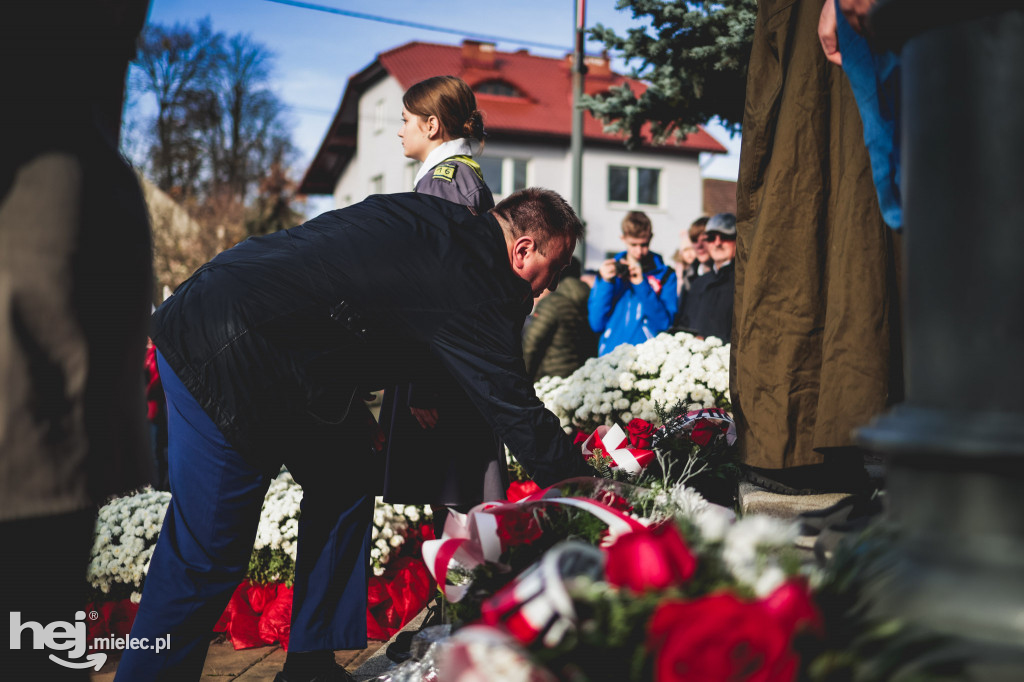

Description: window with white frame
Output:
[405,161,418,190]
[374,99,386,133]
[608,165,661,207]
[479,156,529,198]
[369,174,384,195]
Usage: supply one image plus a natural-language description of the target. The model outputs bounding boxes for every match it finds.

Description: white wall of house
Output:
[580,148,703,270]
[330,75,705,271]
[480,142,704,271]
[332,77,411,208]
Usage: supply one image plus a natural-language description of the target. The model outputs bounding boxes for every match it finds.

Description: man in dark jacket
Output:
[117,188,593,682]
[675,213,737,342]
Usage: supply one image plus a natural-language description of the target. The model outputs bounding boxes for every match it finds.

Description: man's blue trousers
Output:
[116,352,373,680]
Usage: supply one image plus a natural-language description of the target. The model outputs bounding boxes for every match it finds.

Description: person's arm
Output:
[431,305,592,488]
[628,267,679,331]
[587,262,623,333]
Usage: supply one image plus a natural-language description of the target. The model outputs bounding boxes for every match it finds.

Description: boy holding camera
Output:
[588,211,678,356]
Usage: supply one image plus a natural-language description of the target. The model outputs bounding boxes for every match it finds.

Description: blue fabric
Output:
[116,352,372,681]
[588,251,677,356]
[836,0,903,229]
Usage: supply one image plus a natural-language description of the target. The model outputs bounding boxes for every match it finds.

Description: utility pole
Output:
[570,0,587,264]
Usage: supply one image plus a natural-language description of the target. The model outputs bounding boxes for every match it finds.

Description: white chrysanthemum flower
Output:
[721,516,798,590]
[670,484,709,518]
[754,565,788,597]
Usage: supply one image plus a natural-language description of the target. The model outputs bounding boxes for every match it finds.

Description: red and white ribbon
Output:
[421,493,644,602]
[657,407,737,446]
[479,541,604,647]
[580,424,656,474]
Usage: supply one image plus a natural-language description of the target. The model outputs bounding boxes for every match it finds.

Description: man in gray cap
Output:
[674,212,736,341]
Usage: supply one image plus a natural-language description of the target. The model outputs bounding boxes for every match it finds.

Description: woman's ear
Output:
[426,115,442,140]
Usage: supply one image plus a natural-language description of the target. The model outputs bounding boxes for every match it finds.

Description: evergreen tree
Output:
[584,0,757,148]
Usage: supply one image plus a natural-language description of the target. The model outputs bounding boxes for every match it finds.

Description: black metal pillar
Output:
[857,4,1024,678]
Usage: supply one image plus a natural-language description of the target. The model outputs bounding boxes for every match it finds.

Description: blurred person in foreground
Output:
[731,0,901,495]
[1,0,155,678]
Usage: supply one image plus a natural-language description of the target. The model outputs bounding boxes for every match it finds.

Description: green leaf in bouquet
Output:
[799,526,969,682]
[534,581,663,682]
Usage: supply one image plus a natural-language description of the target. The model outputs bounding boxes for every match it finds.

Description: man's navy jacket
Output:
[152,192,590,486]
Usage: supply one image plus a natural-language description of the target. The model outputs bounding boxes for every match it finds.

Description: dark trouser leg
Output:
[115,353,271,681]
[284,412,375,654]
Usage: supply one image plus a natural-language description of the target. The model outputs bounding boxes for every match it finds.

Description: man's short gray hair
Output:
[491,188,584,254]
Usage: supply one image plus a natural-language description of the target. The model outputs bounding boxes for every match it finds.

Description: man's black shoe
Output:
[742,461,875,496]
[385,630,416,664]
[273,661,356,682]
[742,465,831,495]
[385,596,444,663]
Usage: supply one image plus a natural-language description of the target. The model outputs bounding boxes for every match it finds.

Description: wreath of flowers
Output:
[535,332,731,435]
[87,469,432,597]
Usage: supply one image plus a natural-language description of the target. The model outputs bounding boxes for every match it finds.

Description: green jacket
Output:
[522,277,597,381]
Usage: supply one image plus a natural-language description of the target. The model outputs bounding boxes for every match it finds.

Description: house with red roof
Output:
[299,39,727,268]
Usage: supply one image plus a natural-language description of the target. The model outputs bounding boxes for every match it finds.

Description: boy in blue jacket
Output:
[588,212,677,355]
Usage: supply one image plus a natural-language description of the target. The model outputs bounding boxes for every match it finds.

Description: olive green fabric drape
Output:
[731,0,903,469]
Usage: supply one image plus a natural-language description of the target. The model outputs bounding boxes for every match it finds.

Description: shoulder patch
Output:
[431,163,457,183]
[448,155,486,183]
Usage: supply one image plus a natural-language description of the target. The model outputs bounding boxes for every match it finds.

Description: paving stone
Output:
[738,481,853,520]
[202,639,280,678]
[90,637,385,681]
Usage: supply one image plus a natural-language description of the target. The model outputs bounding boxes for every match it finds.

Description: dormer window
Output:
[474,80,523,98]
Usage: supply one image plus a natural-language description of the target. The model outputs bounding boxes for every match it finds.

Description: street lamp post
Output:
[570,0,586,264]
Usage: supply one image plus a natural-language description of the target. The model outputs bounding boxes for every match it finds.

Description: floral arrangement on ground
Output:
[520,332,740,506]
[534,331,731,435]
[391,459,965,682]
[85,468,434,647]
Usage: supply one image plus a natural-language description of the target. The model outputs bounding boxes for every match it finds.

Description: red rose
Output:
[759,580,822,635]
[647,584,821,682]
[506,480,541,502]
[605,522,696,594]
[494,508,544,547]
[690,418,725,447]
[648,594,798,682]
[594,489,634,513]
[625,418,656,449]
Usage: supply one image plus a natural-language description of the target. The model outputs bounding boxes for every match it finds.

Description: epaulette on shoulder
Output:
[447,155,486,183]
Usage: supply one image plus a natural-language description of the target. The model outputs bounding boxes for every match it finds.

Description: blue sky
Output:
[135,0,741,211]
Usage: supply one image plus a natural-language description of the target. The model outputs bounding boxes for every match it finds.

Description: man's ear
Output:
[512,236,536,270]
